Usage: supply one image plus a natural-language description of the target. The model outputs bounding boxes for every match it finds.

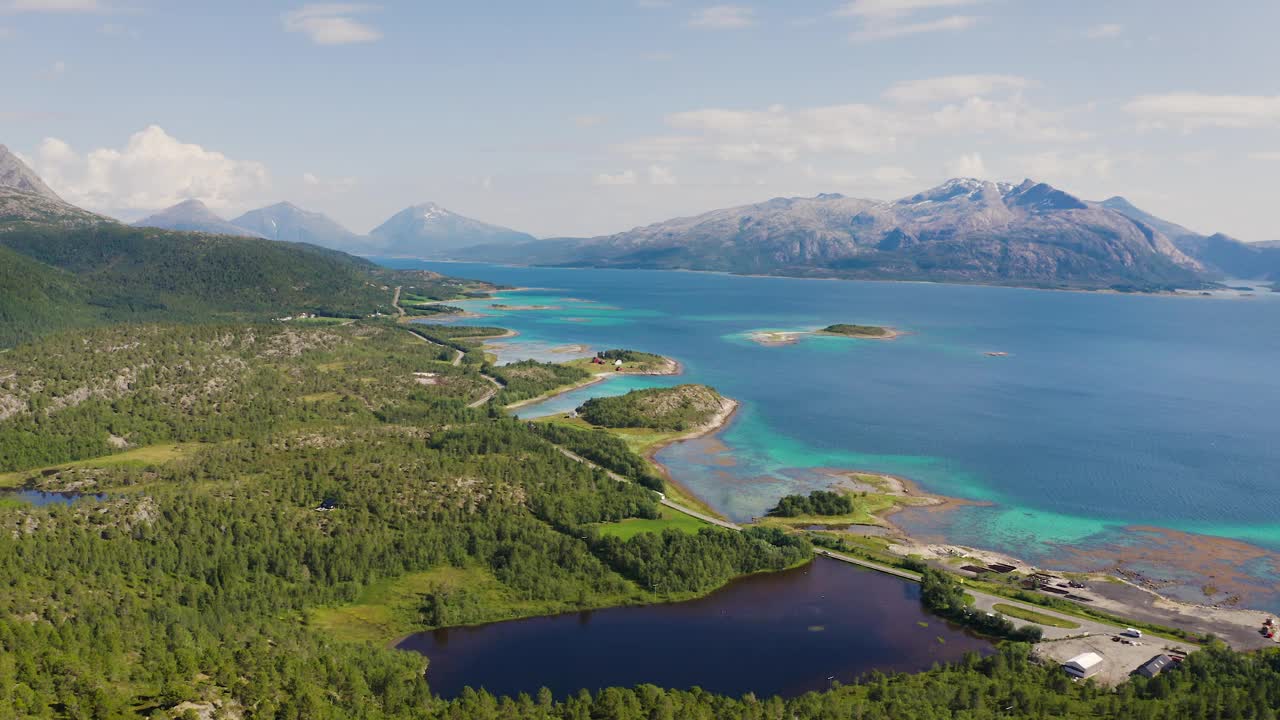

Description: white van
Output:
[1122,628,1142,638]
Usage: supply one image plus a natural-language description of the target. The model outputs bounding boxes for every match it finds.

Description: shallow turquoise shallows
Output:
[395,261,1280,607]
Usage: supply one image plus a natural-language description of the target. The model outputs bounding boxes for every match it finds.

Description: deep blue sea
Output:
[393,261,1280,608]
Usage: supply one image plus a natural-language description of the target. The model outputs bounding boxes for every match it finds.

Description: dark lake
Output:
[398,557,992,699]
[1,489,106,506]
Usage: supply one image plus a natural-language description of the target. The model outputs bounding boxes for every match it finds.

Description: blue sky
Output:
[2,0,1278,239]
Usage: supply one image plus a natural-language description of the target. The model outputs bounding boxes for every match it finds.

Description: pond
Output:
[398,556,992,700]
[0,489,107,506]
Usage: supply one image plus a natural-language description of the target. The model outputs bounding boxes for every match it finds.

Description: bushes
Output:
[768,490,855,517]
[920,568,1043,642]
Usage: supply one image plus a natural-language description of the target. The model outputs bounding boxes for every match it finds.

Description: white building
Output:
[1064,652,1103,679]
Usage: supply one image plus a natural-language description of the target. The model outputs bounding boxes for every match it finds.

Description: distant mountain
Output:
[1098,196,1202,243]
[1255,240,1280,249]
[0,154,491,346]
[231,201,367,251]
[134,199,263,237]
[462,179,1204,290]
[1100,197,1280,282]
[1171,233,1280,282]
[368,202,535,257]
[0,144,62,201]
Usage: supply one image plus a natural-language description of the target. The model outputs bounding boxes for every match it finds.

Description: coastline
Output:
[793,470,1277,649]
[641,396,740,521]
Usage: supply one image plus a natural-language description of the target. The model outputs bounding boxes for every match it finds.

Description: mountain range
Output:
[457,178,1280,291]
[5,139,1279,295]
[130,198,534,258]
[0,144,485,347]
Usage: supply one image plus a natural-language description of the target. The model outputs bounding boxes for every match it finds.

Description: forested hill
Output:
[0,322,808,715]
[0,217,488,347]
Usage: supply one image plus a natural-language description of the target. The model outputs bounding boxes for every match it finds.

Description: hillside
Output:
[1101,198,1280,282]
[577,384,732,431]
[0,203,492,346]
[459,179,1206,291]
[0,321,808,714]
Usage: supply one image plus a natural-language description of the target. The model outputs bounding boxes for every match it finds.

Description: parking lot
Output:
[1033,634,1195,687]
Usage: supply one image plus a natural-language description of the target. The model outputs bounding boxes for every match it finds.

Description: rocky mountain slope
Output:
[463,179,1205,290]
[231,201,367,250]
[1101,197,1280,283]
[368,202,535,257]
[0,148,105,228]
[0,145,62,201]
[134,199,263,237]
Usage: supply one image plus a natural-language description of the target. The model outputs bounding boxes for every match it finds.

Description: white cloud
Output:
[4,0,102,11]
[31,125,270,212]
[283,4,381,45]
[50,59,66,75]
[870,165,916,184]
[595,169,638,186]
[929,96,1088,142]
[884,74,1031,104]
[945,152,986,178]
[302,172,357,192]
[835,0,986,18]
[643,51,675,62]
[1013,150,1112,181]
[836,0,985,41]
[98,22,136,36]
[648,165,678,185]
[1248,151,1280,161]
[1085,23,1123,39]
[851,14,978,41]
[573,114,607,128]
[688,5,755,29]
[618,89,1084,171]
[1125,93,1280,130]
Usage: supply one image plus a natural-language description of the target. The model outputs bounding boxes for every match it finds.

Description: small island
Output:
[748,323,901,346]
[817,324,898,339]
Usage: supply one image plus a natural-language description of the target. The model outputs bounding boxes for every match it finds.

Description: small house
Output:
[1063,652,1103,679]
[1135,654,1172,679]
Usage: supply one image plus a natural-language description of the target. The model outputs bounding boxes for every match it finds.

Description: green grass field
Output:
[0,442,208,487]
[992,603,1081,629]
[596,506,709,540]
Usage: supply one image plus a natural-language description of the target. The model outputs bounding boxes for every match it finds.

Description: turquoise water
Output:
[394,261,1280,607]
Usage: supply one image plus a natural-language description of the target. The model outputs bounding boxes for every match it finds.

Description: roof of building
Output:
[1065,652,1103,670]
[1137,654,1172,677]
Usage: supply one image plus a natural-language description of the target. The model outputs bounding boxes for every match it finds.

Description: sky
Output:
[1,0,1278,240]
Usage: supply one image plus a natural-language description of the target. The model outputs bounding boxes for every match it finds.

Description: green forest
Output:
[576,384,727,431]
[768,490,855,517]
[0,321,815,718]
[0,220,493,347]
